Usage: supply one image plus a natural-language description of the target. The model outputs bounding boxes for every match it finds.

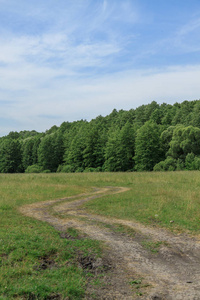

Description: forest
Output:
[1,99,200,173]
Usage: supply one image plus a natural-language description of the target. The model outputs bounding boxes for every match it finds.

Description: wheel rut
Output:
[19,186,200,300]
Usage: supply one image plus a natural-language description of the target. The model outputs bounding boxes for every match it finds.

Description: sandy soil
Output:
[19,187,200,300]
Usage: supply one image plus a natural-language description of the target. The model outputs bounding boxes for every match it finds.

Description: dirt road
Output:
[19,187,200,299]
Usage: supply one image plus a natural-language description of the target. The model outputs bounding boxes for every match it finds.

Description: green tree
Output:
[134,121,163,171]
[160,126,175,156]
[134,105,146,126]
[185,153,196,170]
[104,122,135,171]
[64,124,88,172]
[192,102,200,128]
[168,125,200,160]
[22,138,35,170]
[104,128,121,172]
[38,132,64,172]
[179,100,195,126]
[32,136,41,164]
[83,123,107,169]
[150,108,162,124]
[161,103,177,126]
[0,139,23,173]
[144,101,159,121]
[7,131,20,140]
[117,122,135,171]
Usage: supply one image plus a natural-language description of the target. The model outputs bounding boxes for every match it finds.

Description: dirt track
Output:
[19,187,200,299]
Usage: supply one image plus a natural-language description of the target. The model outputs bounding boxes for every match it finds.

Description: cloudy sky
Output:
[0,0,200,136]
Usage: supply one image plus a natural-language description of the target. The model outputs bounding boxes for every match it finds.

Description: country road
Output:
[19,187,200,300]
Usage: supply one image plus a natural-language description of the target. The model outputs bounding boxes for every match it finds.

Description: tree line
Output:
[1,99,200,173]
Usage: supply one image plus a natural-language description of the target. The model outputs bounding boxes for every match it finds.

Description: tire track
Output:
[19,186,200,300]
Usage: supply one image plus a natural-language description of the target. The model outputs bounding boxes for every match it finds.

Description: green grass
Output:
[0,215,101,299]
[82,171,200,233]
[0,174,101,299]
[94,221,137,237]
[141,241,165,253]
[129,278,150,297]
[0,171,200,298]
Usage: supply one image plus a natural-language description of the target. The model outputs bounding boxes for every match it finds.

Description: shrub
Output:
[75,167,84,173]
[176,159,185,171]
[25,164,43,173]
[153,161,165,171]
[57,165,75,173]
[42,169,51,173]
[185,153,200,170]
[185,153,195,170]
[154,157,177,171]
[194,156,200,170]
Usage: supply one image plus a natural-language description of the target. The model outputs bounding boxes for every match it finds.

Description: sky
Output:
[0,0,200,136]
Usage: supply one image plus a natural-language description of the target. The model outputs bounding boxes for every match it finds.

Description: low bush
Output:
[25,164,43,173]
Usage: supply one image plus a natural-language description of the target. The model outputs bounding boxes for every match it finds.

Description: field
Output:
[0,171,200,299]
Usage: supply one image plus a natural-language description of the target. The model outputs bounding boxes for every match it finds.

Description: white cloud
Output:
[178,17,200,37]
[72,65,200,112]
[0,1,200,136]
[102,0,107,12]
[1,64,200,135]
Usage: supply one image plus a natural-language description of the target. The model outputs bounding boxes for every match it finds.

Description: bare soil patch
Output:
[19,187,200,299]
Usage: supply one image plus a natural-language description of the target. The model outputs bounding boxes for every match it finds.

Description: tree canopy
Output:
[1,99,200,173]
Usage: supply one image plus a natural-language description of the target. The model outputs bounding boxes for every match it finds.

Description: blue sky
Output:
[0,0,200,136]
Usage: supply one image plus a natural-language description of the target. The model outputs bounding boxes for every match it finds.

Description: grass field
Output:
[0,171,200,299]
[0,174,100,299]
[82,171,200,233]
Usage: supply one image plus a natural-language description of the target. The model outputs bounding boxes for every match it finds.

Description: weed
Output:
[141,241,163,253]
[66,227,80,238]
[130,279,142,285]
[129,278,150,296]
[97,221,137,237]
[111,223,137,237]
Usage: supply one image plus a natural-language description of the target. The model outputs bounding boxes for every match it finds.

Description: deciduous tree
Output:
[134,121,163,171]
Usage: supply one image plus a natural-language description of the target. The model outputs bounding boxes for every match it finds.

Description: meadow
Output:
[0,171,200,299]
